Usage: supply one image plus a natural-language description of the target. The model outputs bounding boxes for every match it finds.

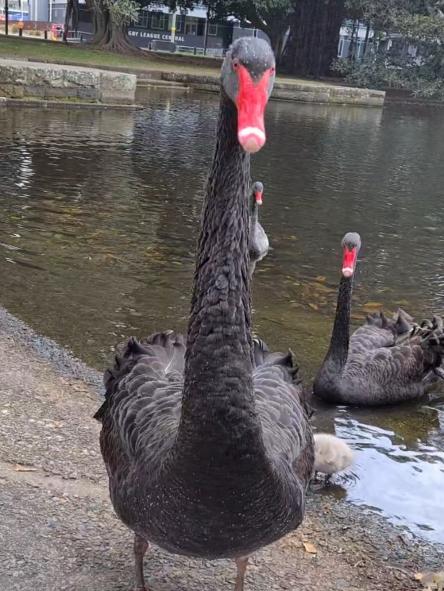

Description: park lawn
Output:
[0,35,221,76]
[0,35,330,87]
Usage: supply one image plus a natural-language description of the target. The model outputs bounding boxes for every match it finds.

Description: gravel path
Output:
[0,306,442,591]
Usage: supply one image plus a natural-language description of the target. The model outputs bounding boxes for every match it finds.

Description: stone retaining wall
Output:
[139,70,386,107]
[0,59,137,104]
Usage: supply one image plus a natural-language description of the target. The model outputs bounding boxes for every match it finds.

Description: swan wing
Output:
[350,309,414,354]
[346,342,424,386]
[346,330,442,390]
[94,332,184,477]
[349,324,396,353]
[252,338,314,483]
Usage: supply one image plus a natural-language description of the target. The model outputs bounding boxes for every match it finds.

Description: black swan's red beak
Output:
[255,189,263,205]
[342,247,358,278]
[236,65,273,153]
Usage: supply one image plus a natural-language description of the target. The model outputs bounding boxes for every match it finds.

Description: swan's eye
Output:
[232,59,240,71]
[270,66,276,74]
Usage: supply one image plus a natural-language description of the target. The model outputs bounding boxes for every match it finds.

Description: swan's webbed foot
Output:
[234,556,250,591]
[310,471,330,491]
[133,534,149,591]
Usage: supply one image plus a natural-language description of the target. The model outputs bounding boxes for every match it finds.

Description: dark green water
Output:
[0,89,443,542]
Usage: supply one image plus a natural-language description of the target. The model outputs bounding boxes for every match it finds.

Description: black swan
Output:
[248,180,269,276]
[95,38,314,591]
[313,232,444,406]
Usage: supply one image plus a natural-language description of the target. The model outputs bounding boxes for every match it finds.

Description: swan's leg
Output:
[309,472,318,491]
[133,534,149,591]
[234,556,250,591]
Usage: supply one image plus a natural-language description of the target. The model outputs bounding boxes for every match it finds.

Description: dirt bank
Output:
[0,306,442,591]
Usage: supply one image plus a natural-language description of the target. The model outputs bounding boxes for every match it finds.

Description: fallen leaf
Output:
[303,542,317,554]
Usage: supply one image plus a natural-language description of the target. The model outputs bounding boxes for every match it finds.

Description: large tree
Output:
[282,0,346,77]
[88,0,140,50]
[164,0,293,61]
[221,0,294,62]
[86,0,195,53]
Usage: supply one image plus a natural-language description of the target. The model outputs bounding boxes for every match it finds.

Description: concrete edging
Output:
[0,58,138,105]
[14,56,385,107]
[139,70,386,107]
[0,96,142,109]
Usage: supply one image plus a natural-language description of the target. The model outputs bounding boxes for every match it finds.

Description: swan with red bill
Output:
[95,37,313,591]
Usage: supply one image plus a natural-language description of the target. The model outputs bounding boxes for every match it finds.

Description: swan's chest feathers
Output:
[111,467,305,559]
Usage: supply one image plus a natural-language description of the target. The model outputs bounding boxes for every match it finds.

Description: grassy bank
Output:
[0,36,224,76]
[0,35,329,86]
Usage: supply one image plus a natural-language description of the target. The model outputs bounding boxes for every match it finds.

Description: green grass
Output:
[0,35,332,86]
[0,36,221,76]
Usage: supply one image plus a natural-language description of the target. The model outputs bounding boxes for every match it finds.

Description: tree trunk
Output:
[88,1,138,53]
[282,0,345,78]
[63,0,79,42]
[363,22,370,58]
[101,21,136,52]
[91,3,108,45]
[267,25,287,64]
[203,8,210,56]
[348,19,358,61]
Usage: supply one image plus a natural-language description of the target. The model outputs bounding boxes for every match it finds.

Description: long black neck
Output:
[250,196,259,225]
[325,276,353,371]
[177,92,264,464]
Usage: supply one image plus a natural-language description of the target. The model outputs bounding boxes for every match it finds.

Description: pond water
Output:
[0,89,444,542]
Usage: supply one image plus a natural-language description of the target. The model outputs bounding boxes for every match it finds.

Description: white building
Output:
[338,21,374,60]
[0,0,67,22]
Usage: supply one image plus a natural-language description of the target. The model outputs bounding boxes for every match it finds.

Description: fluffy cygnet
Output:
[314,433,353,479]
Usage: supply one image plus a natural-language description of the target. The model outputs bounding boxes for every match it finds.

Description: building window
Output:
[185,16,198,35]
[151,12,168,31]
[338,38,344,57]
[208,23,218,36]
[137,10,149,28]
[174,14,185,34]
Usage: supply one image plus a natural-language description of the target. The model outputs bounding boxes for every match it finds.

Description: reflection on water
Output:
[315,402,444,542]
[0,91,444,541]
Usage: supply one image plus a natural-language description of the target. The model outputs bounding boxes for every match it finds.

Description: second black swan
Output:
[313,232,444,406]
[249,180,269,276]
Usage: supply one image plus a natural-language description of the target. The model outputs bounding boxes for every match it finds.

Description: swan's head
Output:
[341,232,361,278]
[221,37,276,153]
[252,181,264,206]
